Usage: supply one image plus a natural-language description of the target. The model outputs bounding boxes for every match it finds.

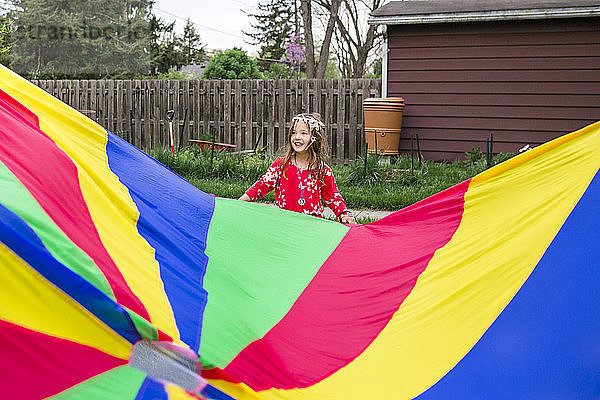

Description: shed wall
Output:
[386,18,600,160]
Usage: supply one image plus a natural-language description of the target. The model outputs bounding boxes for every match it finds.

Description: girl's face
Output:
[290,121,313,154]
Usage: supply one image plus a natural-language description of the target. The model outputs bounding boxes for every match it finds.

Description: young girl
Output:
[239,113,357,224]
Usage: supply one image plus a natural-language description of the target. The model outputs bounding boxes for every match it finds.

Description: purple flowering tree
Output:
[283,34,305,79]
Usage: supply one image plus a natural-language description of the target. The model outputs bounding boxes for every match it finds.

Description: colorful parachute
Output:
[1,64,598,399]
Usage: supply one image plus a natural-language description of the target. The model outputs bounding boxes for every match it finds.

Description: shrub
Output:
[465,147,485,164]
[203,48,262,79]
[345,155,385,187]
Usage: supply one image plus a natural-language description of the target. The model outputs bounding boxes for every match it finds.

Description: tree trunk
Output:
[300,0,315,78]
[315,0,341,79]
[352,25,378,78]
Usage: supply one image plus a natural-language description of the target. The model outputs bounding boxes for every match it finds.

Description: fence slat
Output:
[266,80,275,152]
[337,79,346,163]
[80,80,88,118]
[144,80,152,147]
[148,80,156,147]
[349,79,358,160]
[235,80,242,147]
[201,80,208,138]
[301,79,309,113]
[97,80,105,126]
[158,80,164,146]
[244,80,252,149]
[115,80,123,137]
[214,80,225,142]
[107,80,114,132]
[311,79,319,116]
[257,80,264,148]
[89,81,97,124]
[192,80,199,140]
[133,80,142,147]
[290,79,297,116]
[72,80,80,113]
[325,79,333,158]
[224,80,231,144]
[277,79,286,151]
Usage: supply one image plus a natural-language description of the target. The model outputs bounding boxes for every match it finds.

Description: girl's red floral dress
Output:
[244,157,349,219]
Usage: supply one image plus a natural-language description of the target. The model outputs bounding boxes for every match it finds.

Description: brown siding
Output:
[387,18,600,160]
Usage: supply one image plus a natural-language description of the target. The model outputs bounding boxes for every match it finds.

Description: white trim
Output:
[382,26,388,97]
[368,7,600,25]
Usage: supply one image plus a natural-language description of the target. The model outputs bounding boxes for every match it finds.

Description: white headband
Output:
[292,114,325,133]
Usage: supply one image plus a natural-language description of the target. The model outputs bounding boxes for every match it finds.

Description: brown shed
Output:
[369,0,600,160]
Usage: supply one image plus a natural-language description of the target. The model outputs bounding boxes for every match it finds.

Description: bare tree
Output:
[301,0,381,78]
[314,0,341,78]
[300,0,316,77]
[318,0,384,78]
[300,0,342,79]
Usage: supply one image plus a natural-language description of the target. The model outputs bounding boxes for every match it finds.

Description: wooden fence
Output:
[32,79,381,163]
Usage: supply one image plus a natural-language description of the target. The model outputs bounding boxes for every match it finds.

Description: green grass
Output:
[147,146,513,212]
[331,155,493,210]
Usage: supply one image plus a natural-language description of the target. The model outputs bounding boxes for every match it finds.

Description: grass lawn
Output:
[148,146,513,212]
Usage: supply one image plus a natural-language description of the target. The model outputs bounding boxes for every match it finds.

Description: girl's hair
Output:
[281,112,330,180]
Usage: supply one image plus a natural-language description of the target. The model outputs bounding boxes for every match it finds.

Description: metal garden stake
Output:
[166,110,175,156]
[416,132,422,168]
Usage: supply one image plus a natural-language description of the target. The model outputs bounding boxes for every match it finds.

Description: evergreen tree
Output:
[245,0,295,71]
[9,0,152,78]
[147,13,184,74]
[0,15,12,66]
[180,18,204,65]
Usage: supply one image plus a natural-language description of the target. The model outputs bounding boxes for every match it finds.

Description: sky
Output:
[153,0,262,54]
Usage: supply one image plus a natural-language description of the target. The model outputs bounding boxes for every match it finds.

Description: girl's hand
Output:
[341,214,357,225]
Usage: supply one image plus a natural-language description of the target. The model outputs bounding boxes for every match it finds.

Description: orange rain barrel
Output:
[363,97,405,155]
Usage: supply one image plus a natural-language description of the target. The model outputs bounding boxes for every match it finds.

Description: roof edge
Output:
[368,7,600,25]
